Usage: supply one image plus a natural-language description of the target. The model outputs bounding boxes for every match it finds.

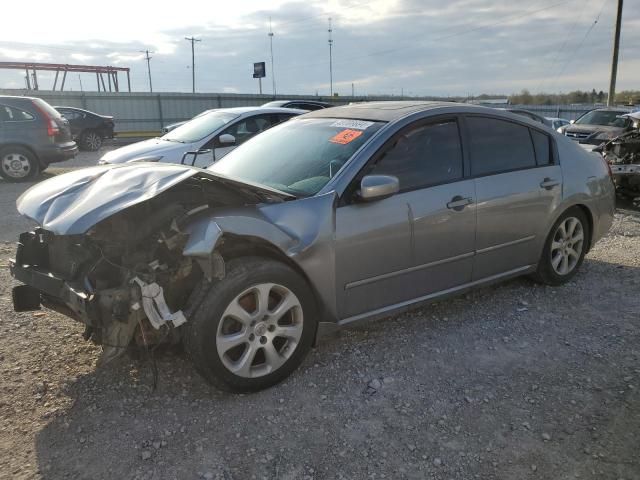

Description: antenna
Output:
[268,17,276,97]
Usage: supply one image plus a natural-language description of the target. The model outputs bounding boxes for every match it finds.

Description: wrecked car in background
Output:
[10,102,615,392]
[597,111,640,199]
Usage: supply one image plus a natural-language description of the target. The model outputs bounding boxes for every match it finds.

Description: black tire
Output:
[0,146,40,182]
[80,130,103,151]
[184,257,317,393]
[532,207,590,286]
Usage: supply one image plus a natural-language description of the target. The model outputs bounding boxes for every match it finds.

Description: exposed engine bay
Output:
[10,166,294,365]
[598,113,640,200]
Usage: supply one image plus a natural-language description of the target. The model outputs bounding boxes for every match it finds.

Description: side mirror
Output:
[218,133,236,145]
[359,175,399,202]
[569,119,575,124]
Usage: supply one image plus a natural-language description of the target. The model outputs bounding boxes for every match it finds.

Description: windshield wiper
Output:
[163,138,186,143]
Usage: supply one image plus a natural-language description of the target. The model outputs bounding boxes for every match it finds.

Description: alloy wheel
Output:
[216,283,304,378]
[550,216,584,275]
[84,132,102,150]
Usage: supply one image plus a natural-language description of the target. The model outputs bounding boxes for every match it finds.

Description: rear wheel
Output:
[80,130,102,151]
[532,207,589,286]
[184,257,317,392]
[0,146,39,182]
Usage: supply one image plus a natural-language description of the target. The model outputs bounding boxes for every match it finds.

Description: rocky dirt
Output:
[0,164,639,479]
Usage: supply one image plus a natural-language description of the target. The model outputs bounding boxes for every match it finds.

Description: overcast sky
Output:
[0,0,638,97]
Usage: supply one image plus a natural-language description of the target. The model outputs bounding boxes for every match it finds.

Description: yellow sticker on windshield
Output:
[330,129,363,145]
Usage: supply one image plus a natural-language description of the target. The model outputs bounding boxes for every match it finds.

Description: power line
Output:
[270,0,575,76]
[535,0,589,92]
[547,0,608,91]
[140,49,154,92]
[185,36,201,93]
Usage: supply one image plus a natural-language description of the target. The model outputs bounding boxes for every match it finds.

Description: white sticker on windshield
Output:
[330,119,374,130]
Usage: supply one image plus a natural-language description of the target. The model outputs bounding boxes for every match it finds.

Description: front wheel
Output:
[532,207,589,286]
[184,257,317,392]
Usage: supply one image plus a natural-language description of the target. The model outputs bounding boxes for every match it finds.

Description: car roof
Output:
[53,106,96,114]
[263,100,331,106]
[302,101,502,122]
[219,106,307,116]
[215,106,306,115]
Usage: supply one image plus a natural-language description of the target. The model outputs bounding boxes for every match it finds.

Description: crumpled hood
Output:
[100,138,189,164]
[16,163,293,235]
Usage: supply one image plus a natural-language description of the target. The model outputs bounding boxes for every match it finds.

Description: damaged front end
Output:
[599,113,640,200]
[10,163,293,364]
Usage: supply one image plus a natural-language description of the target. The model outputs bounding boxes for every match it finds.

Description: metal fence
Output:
[0,90,378,133]
[0,89,602,133]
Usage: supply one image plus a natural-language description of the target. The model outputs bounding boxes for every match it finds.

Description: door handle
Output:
[540,178,560,190]
[447,196,473,211]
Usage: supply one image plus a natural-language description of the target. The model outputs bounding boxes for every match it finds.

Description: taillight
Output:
[31,100,60,137]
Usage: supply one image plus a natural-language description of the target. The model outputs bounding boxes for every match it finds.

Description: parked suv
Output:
[0,96,77,182]
[55,106,115,151]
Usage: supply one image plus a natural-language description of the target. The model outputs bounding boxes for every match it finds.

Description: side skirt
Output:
[336,264,535,328]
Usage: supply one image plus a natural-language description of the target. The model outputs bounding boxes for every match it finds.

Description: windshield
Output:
[208,118,385,196]
[575,110,630,127]
[163,111,238,143]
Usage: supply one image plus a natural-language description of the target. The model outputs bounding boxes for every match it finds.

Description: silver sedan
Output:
[11,102,615,392]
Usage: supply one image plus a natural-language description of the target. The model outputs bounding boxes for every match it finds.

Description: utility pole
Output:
[141,50,154,92]
[607,0,623,106]
[185,36,201,93]
[78,74,83,92]
[268,17,276,97]
[351,82,354,97]
[328,18,333,97]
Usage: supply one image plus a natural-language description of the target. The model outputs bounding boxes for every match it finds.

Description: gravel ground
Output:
[0,157,639,479]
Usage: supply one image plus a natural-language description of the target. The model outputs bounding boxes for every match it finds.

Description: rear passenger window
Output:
[370,120,463,190]
[467,117,536,176]
[0,105,34,122]
[530,129,552,165]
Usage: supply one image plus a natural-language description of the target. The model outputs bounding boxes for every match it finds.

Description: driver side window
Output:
[368,120,464,192]
[210,115,273,148]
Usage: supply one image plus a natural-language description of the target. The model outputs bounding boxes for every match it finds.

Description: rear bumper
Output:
[38,142,79,165]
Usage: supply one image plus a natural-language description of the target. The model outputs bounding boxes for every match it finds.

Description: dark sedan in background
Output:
[55,106,115,151]
[0,95,77,182]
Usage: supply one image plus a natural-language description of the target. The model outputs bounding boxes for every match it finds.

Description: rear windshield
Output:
[31,98,63,119]
[575,110,630,127]
[163,111,238,143]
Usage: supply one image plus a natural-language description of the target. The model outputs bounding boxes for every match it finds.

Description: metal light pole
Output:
[607,0,623,106]
[140,50,153,92]
[328,18,333,97]
[268,17,276,97]
[185,36,201,93]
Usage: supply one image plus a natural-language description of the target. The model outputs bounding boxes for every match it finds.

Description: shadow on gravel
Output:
[32,259,640,480]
